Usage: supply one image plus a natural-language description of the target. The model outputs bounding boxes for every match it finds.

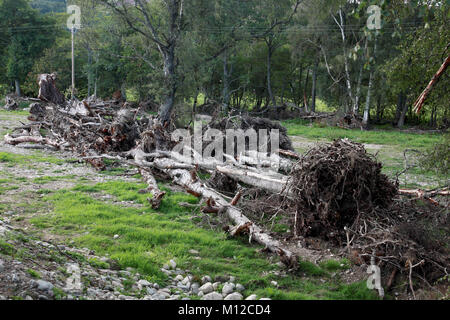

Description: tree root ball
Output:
[287,139,398,240]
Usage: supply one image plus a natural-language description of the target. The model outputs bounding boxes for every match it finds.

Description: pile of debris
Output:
[286,139,398,240]
[3,74,448,296]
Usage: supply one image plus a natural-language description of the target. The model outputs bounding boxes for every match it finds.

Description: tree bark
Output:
[363,37,378,126]
[311,57,319,113]
[266,40,276,107]
[15,79,21,97]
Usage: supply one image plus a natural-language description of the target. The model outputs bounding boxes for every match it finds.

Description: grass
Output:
[0,151,64,165]
[29,180,379,300]
[282,119,444,149]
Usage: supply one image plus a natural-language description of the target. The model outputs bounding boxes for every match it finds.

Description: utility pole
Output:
[67,4,81,100]
[71,27,75,100]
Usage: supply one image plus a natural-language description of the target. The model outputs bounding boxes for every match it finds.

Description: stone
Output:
[245,294,258,300]
[169,259,177,269]
[260,298,272,300]
[198,282,213,294]
[113,235,120,239]
[212,282,220,291]
[198,291,204,297]
[36,280,54,292]
[0,260,4,273]
[236,284,245,292]
[174,275,184,282]
[181,276,191,285]
[201,275,212,284]
[222,283,234,295]
[224,292,243,300]
[201,292,223,300]
[190,282,199,295]
[138,279,151,287]
[188,249,199,255]
[270,281,278,287]
[146,288,156,295]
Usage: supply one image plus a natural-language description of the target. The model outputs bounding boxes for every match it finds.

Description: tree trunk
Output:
[311,58,319,113]
[222,51,231,114]
[158,45,177,125]
[335,9,355,111]
[363,38,378,126]
[266,42,276,107]
[397,96,409,128]
[87,48,93,97]
[354,38,368,114]
[15,79,21,97]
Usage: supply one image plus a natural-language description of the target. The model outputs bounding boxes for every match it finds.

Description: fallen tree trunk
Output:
[4,133,61,149]
[157,160,298,268]
[413,55,450,114]
[138,168,166,209]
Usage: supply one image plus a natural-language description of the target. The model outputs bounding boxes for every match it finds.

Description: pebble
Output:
[0,260,4,273]
[222,283,234,295]
[169,259,177,269]
[199,282,214,294]
[188,249,199,255]
[224,292,243,300]
[174,275,184,282]
[113,235,120,239]
[236,284,245,292]
[138,279,151,287]
[36,280,54,292]
[201,275,212,284]
[201,292,223,300]
[245,294,258,300]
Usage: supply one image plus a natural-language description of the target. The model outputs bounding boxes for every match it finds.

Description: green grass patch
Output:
[282,119,443,149]
[26,268,41,279]
[0,151,64,165]
[28,180,379,299]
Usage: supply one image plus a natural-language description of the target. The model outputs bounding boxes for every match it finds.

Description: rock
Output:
[224,292,243,300]
[181,276,191,285]
[201,275,212,284]
[188,249,199,255]
[270,281,278,287]
[169,259,177,269]
[198,291,204,297]
[162,264,170,270]
[236,284,245,292]
[191,283,199,294]
[36,280,54,292]
[260,298,272,300]
[146,288,156,295]
[113,234,120,239]
[199,282,213,294]
[245,294,258,300]
[0,260,4,273]
[201,292,223,300]
[138,279,151,287]
[174,275,184,282]
[222,283,234,295]
[229,276,236,282]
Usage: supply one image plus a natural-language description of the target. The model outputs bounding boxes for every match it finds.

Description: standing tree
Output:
[101,0,185,125]
[0,0,58,96]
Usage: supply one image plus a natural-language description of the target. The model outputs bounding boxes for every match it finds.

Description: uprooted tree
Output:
[3,75,449,297]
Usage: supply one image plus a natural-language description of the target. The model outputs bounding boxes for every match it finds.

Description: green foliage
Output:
[421,134,450,175]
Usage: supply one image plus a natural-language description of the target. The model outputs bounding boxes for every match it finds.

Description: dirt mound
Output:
[287,139,398,240]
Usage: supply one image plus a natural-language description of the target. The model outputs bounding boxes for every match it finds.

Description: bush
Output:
[421,134,449,175]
